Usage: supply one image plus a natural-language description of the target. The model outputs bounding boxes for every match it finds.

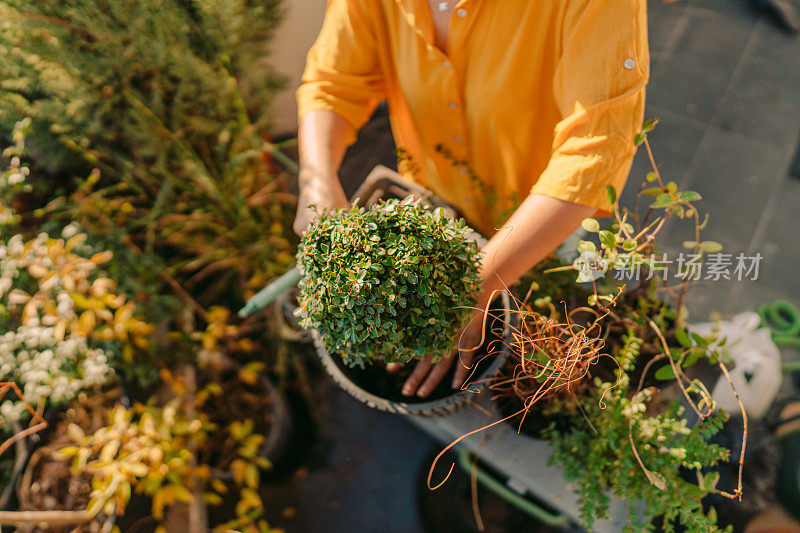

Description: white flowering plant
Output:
[0,126,153,424]
[0,117,32,230]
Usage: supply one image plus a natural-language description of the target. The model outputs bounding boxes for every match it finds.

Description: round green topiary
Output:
[296,196,482,367]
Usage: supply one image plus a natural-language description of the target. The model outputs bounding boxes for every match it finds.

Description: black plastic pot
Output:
[315,292,514,416]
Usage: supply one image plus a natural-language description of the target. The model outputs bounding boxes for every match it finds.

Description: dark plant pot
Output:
[197,366,298,478]
[315,292,514,416]
[9,386,127,532]
[256,375,296,475]
[492,390,578,441]
[0,426,36,512]
[1,391,100,511]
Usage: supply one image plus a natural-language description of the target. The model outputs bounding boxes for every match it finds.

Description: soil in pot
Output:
[330,299,509,403]
[492,375,579,440]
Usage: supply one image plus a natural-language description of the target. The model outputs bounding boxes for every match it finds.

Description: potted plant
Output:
[0,121,293,533]
[480,120,745,531]
[55,364,280,533]
[293,179,514,416]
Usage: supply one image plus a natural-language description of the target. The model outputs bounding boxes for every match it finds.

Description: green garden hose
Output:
[238,266,301,318]
[758,300,800,373]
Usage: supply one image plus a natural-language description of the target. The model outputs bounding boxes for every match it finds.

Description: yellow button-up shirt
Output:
[297,0,649,236]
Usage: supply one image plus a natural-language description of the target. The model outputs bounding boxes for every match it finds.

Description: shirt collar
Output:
[393,0,475,47]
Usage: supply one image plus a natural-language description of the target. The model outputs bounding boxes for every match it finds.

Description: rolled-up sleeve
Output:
[531,0,649,216]
[296,0,386,146]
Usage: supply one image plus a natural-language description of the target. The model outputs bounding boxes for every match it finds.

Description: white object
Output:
[689,311,782,419]
[555,227,588,264]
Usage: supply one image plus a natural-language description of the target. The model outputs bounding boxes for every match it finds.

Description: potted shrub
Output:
[55,364,281,533]
[294,182,513,415]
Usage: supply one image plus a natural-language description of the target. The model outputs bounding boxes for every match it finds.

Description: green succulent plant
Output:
[296,196,482,367]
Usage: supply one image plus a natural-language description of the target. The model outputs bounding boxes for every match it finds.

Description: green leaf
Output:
[599,230,616,250]
[674,327,692,348]
[581,218,600,233]
[642,118,659,133]
[699,241,723,253]
[633,133,646,145]
[691,332,708,347]
[654,364,676,381]
[677,191,702,202]
[605,185,617,205]
[622,238,637,251]
[650,193,674,208]
[682,240,698,249]
[682,346,706,368]
[646,172,658,182]
[704,471,720,492]
[577,240,596,253]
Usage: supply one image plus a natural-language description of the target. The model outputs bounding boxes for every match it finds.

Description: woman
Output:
[294,0,649,398]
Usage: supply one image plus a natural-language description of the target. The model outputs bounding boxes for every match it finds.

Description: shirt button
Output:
[454,136,463,143]
[457,8,467,17]
[448,102,458,109]
[443,60,451,68]
[623,58,636,70]
[459,168,469,175]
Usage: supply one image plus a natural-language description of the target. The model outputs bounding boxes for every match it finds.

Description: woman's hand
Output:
[293,168,348,236]
[293,109,354,236]
[388,300,487,398]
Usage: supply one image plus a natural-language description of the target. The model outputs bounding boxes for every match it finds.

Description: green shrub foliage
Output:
[296,197,482,366]
[543,331,731,532]
[0,0,293,308]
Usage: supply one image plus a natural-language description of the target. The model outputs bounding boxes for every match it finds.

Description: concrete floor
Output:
[262,1,800,531]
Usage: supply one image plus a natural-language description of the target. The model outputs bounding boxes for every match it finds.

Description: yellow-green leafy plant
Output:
[58,379,275,533]
[296,196,482,366]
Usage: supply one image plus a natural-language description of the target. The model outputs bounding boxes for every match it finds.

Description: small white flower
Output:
[61,223,79,239]
[7,235,23,256]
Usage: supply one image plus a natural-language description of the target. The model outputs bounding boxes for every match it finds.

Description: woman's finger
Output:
[402,354,433,396]
[386,362,403,373]
[452,347,476,389]
[417,353,456,398]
